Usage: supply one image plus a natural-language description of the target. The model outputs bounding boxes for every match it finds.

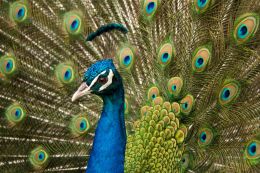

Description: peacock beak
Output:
[72,82,91,102]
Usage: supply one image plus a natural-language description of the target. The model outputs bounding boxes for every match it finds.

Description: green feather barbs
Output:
[192,45,211,73]
[245,139,260,165]
[0,54,18,78]
[9,1,29,23]
[29,146,49,170]
[70,114,90,137]
[218,80,240,106]
[233,13,259,45]
[63,11,83,35]
[5,103,26,126]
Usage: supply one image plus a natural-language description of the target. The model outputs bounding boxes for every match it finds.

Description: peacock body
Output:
[0,0,259,173]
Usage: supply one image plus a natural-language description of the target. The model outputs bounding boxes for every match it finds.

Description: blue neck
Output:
[86,86,126,173]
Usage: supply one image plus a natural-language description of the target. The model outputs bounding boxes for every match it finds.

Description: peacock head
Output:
[72,59,122,101]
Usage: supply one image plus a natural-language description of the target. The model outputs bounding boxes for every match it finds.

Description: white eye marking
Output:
[99,69,114,91]
[71,70,107,102]
[89,70,106,88]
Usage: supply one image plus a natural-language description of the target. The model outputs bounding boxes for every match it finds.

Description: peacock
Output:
[0,0,259,172]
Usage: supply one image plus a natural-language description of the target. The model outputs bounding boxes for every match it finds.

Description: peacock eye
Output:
[5,103,26,126]
[167,77,183,97]
[233,13,259,44]
[194,0,211,14]
[143,0,159,19]
[158,42,175,67]
[180,94,194,115]
[117,46,135,70]
[63,11,83,35]
[29,146,49,170]
[98,76,108,84]
[70,115,90,136]
[55,63,76,85]
[198,127,214,147]
[10,2,29,23]
[245,139,260,164]
[218,80,240,106]
[0,55,17,77]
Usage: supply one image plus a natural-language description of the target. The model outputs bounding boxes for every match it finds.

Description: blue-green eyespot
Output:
[198,127,215,147]
[244,139,260,165]
[193,0,212,14]
[9,1,29,23]
[147,86,160,101]
[5,103,26,126]
[117,45,135,70]
[233,13,259,44]
[70,114,90,136]
[158,42,175,67]
[180,94,194,115]
[63,11,83,35]
[167,77,183,97]
[55,63,76,85]
[192,46,211,73]
[142,0,160,20]
[0,54,17,77]
[29,146,49,170]
[218,80,240,106]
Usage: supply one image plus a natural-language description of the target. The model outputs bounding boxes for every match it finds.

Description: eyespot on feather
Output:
[193,0,212,14]
[167,77,183,96]
[0,54,17,77]
[244,139,260,165]
[147,86,160,101]
[117,46,135,70]
[29,146,49,170]
[9,1,29,23]
[158,42,175,67]
[180,94,194,115]
[142,0,160,20]
[218,80,240,106]
[70,114,90,136]
[5,103,26,126]
[63,11,83,35]
[233,13,259,44]
[192,46,211,73]
[197,127,214,147]
[140,105,151,116]
[55,63,76,85]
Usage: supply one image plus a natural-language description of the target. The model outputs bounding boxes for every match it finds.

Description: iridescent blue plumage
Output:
[74,59,126,173]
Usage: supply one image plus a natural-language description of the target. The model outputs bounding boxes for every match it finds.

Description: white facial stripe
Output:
[88,70,106,89]
[72,70,111,102]
[99,69,114,91]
